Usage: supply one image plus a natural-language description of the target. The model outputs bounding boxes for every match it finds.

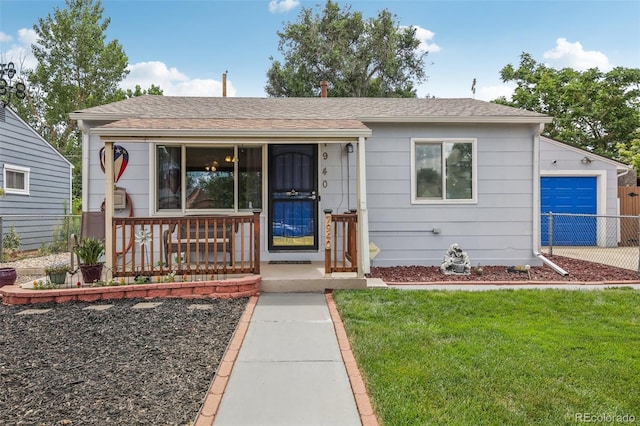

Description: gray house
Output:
[70,95,555,278]
[0,107,73,251]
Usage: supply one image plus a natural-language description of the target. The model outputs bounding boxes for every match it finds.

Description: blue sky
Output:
[1,0,639,101]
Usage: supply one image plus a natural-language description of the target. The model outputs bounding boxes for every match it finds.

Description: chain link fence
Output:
[0,214,80,262]
[541,212,640,272]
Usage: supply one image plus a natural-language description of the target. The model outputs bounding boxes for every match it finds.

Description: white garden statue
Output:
[440,243,471,275]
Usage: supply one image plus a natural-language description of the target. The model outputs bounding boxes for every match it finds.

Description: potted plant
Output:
[0,267,17,287]
[45,263,72,285]
[75,237,105,284]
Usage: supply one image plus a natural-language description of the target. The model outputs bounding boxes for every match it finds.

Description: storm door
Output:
[268,144,318,251]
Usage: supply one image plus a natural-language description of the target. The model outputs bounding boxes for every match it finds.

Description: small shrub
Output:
[2,225,21,251]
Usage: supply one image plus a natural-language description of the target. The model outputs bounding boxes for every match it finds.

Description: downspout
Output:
[532,122,568,276]
[532,123,543,254]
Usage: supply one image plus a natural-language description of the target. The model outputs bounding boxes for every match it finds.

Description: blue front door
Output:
[268,145,318,251]
[541,176,597,245]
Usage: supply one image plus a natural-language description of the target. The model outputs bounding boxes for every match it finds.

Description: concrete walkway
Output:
[212,293,362,426]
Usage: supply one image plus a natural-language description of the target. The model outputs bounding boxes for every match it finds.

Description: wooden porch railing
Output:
[111,212,261,278]
[324,209,358,273]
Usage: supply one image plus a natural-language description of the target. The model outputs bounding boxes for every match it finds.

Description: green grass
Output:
[333,289,640,426]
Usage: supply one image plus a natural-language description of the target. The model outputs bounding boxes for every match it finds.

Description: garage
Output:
[541,176,597,246]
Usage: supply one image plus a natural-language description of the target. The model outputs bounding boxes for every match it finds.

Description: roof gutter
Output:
[359,116,553,124]
[90,128,372,139]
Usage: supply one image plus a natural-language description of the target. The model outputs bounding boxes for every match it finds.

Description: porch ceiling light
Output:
[205,160,218,172]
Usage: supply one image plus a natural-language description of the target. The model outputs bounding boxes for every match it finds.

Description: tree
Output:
[265,0,428,98]
[24,0,129,199]
[495,53,640,160]
[114,84,164,100]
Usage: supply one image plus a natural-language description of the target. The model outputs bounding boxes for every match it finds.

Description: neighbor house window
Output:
[411,138,476,203]
[3,165,30,195]
[156,145,262,212]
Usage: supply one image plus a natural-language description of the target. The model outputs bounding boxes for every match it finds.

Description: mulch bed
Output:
[369,255,640,283]
[0,297,248,425]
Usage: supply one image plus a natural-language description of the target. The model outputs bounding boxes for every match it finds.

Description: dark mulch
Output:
[0,297,248,425]
[369,255,640,283]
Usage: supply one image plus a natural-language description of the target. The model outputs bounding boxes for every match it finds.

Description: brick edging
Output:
[194,295,259,426]
[0,277,260,305]
[326,292,380,426]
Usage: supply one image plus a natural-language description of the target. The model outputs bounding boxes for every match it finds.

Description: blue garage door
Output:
[541,176,597,246]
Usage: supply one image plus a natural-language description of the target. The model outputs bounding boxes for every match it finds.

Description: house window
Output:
[156,145,262,212]
[412,138,476,203]
[3,164,30,195]
[157,146,182,210]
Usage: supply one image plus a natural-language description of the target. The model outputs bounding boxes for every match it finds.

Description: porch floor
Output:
[258,261,366,292]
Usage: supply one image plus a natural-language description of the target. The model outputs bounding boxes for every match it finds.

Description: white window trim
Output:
[152,143,266,215]
[3,164,30,195]
[410,138,477,205]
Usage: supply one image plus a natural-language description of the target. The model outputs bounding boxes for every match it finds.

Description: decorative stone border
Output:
[0,276,260,305]
[326,291,380,426]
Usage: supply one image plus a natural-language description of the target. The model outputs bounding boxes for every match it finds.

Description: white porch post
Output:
[356,136,370,275]
[103,141,114,281]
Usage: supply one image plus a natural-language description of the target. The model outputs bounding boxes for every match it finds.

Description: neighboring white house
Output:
[0,107,73,251]
[70,96,553,275]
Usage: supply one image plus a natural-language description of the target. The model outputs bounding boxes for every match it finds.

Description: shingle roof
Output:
[71,96,550,121]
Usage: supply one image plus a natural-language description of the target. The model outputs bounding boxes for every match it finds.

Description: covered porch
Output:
[94,210,364,289]
[91,118,372,288]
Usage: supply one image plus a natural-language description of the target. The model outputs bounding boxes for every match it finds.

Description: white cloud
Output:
[268,0,299,14]
[121,61,236,97]
[0,28,38,71]
[413,26,441,54]
[543,37,612,71]
[0,32,12,43]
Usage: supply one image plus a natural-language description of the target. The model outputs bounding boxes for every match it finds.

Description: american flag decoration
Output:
[99,145,129,183]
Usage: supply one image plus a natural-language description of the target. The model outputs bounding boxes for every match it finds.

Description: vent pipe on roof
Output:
[222,71,227,97]
[320,80,328,98]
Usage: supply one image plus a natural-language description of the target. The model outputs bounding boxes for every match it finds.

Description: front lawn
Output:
[334,289,640,425]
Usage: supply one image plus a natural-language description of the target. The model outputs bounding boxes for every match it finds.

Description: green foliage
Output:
[2,225,22,251]
[1,225,22,261]
[15,0,131,199]
[48,214,81,254]
[495,53,640,160]
[75,237,105,265]
[113,84,164,101]
[335,289,640,425]
[44,263,72,274]
[266,0,427,97]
